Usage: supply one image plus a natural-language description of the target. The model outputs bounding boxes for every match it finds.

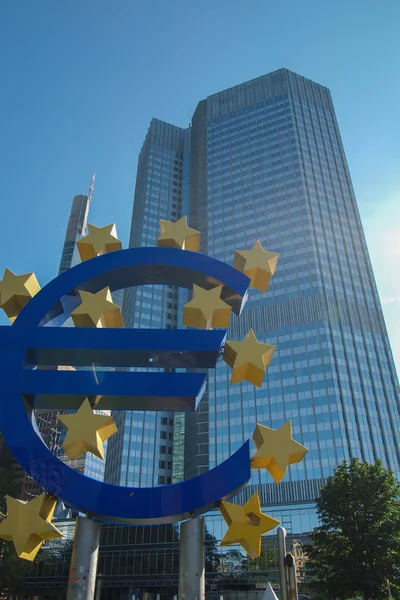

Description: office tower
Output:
[59,193,91,273]
[108,69,400,539]
[105,122,191,487]
[18,192,109,499]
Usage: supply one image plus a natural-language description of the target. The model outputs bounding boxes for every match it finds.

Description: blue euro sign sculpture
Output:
[0,247,252,523]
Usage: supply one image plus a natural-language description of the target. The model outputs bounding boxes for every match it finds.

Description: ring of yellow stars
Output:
[77,223,122,262]
[219,492,280,559]
[0,268,40,323]
[183,285,232,329]
[0,493,63,561]
[157,216,200,251]
[59,398,117,460]
[71,287,124,328]
[223,329,275,387]
[234,241,279,293]
[251,421,308,484]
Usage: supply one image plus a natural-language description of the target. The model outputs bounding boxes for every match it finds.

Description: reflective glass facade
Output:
[59,194,90,273]
[107,68,400,538]
[105,120,190,487]
[21,518,308,597]
[186,69,400,522]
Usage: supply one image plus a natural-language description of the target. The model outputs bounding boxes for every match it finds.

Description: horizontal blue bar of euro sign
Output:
[0,326,226,369]
[0,369,207,411]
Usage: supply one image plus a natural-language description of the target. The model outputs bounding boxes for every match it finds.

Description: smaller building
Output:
[20,519,313,600]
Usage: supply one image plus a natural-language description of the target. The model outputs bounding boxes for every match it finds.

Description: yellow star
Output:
[251,421,308,483]
[183,285,232,329]
[77,223,122,262]
[157,216,200,251]
[71,287,123,328]
[58,399,117,460]
[223,329,275,387]
[234,241,279,293]
[0,493,63,561]
[0,268,40,323]
[219,492,279,559]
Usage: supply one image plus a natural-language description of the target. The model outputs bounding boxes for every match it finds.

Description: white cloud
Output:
[381,296,400,305]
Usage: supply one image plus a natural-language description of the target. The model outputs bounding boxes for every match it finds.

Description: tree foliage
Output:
[0,467,29,596]
[307,459,400,600]
[218,548,245,575]
[205,528,220,573]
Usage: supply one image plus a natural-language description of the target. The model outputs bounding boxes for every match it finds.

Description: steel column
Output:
[179,517,205,600]
[67,516,100,600]
[277,526,288,600]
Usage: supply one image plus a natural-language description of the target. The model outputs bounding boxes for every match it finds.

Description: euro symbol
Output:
[0,247,252,523]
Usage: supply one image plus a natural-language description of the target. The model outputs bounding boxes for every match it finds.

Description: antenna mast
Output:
[88,172,96,207]
[81,172,96,236]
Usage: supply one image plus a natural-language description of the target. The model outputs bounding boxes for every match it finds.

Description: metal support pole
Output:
[67,515,101,600]
[95,574,103,600]
[286,553,298,600]
[179,517,205,600]
[277,527,288,600]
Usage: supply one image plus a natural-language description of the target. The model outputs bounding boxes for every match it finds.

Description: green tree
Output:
[205,528,220,573]
[0,467,28,597]
[32,536,73,581]
[306,458,400,600]
[245,541,278,582]
[218,548,245,575]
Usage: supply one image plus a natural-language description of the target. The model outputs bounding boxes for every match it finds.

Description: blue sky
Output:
[0,0,399,369]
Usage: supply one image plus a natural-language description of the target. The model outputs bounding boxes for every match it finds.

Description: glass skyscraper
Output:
[17,192,110,498]
[107,68,400,539]
[105,121,191,487]
[59,194,117,485]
